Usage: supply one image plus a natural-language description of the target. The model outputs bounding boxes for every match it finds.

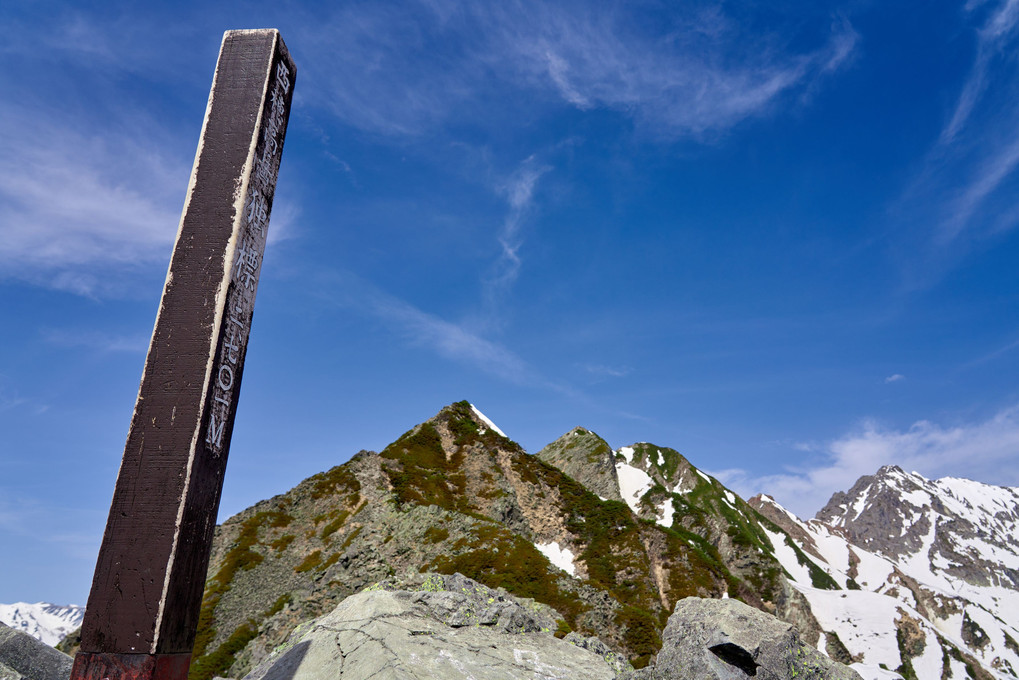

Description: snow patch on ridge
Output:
[795,585,908,677]
[617,461,654,514]
[534,541,576,576]
[469,404,506,438]
[762,526,813,586]
[657,498,675,528]
[849,484,871,522]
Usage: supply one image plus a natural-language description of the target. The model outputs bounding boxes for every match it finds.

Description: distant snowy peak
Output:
[815,465,1019,592]
[0,602,83,647]
[750,490,1019,679]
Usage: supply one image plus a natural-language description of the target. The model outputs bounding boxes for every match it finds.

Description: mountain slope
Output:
[190,402,820,679]
[750,465,1019,679]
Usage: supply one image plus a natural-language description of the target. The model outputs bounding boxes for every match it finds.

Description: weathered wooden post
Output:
[70,29,295,680]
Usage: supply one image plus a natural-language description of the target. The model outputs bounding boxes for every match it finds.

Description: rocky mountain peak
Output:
[747,467,1019,677]
[0,603,83,648]
[814,465,1019,596]
[536,427,622,502]
[181,401,848,678]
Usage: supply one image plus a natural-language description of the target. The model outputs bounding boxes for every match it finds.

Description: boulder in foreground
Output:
[633,597,863,680]
[0,621,73,680]
[244,573,623,680]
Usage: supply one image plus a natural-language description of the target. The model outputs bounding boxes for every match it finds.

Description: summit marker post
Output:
[70,30,295,680]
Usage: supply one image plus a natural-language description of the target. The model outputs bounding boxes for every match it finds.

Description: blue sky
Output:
[2,0,1019,606]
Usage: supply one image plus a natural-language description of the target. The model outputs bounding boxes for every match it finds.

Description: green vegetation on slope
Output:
[382,422,471,512]
[427,520,587,630]
[190,463,362,680]
[190,509,293,680]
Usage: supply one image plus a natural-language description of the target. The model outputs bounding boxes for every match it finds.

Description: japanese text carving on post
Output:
[205,57,293,454]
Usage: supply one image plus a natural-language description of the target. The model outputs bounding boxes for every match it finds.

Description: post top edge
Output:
[222,28,281,38]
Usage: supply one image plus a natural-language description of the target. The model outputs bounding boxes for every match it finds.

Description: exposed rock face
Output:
[606,443,826,647]
[0,622,73,680]
[816,465,1019,591]
[641,597,862,680]
[536,428,623,502]
[751,481,1018,679]
[243,573,621,680]
[243,579,869,680]
[195,402,780,678]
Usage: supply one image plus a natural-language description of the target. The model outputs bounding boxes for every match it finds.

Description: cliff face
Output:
[190,402,817,679]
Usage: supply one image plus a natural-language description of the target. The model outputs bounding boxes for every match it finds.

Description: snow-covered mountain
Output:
[0,602,83,647]
[751,465,1019,680]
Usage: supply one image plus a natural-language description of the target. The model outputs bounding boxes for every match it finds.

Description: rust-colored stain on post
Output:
[70,29,296,680]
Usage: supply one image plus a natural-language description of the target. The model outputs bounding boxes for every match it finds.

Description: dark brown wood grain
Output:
[72,29,295,680]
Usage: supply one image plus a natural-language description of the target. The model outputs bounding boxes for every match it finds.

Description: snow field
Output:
[533,541,577,577]
[615,461,653,515]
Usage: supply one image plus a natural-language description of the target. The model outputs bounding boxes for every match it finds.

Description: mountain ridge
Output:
[188,401,820,678]
[750,463,1019,678]
[0,602,83,648]
[29,401,1019,679]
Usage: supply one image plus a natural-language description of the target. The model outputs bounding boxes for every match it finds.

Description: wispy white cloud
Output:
[497,5,857,139]
[941,0,1019,144]
[938,133,1019,243]
[0,106,186,296]
[900,0,1019,252]
[580,364,631,379]
[964,336,1019,367]
[884,373,905,383]
[713,404,1019,518]
[318,271,539,385]
[0,497,101,562]
[478,156,552,328]
[0,387,27,413]
[301,1,856,139]
[266,195,301,246]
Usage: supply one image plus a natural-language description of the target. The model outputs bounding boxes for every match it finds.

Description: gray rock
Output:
[0,622,73,680]
[244,573,618,680]
[563,632,633,675]
[646,598,863,680]
[536,428,623,502]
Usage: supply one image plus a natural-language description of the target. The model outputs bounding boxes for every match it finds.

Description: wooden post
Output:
[70,29,295,680]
